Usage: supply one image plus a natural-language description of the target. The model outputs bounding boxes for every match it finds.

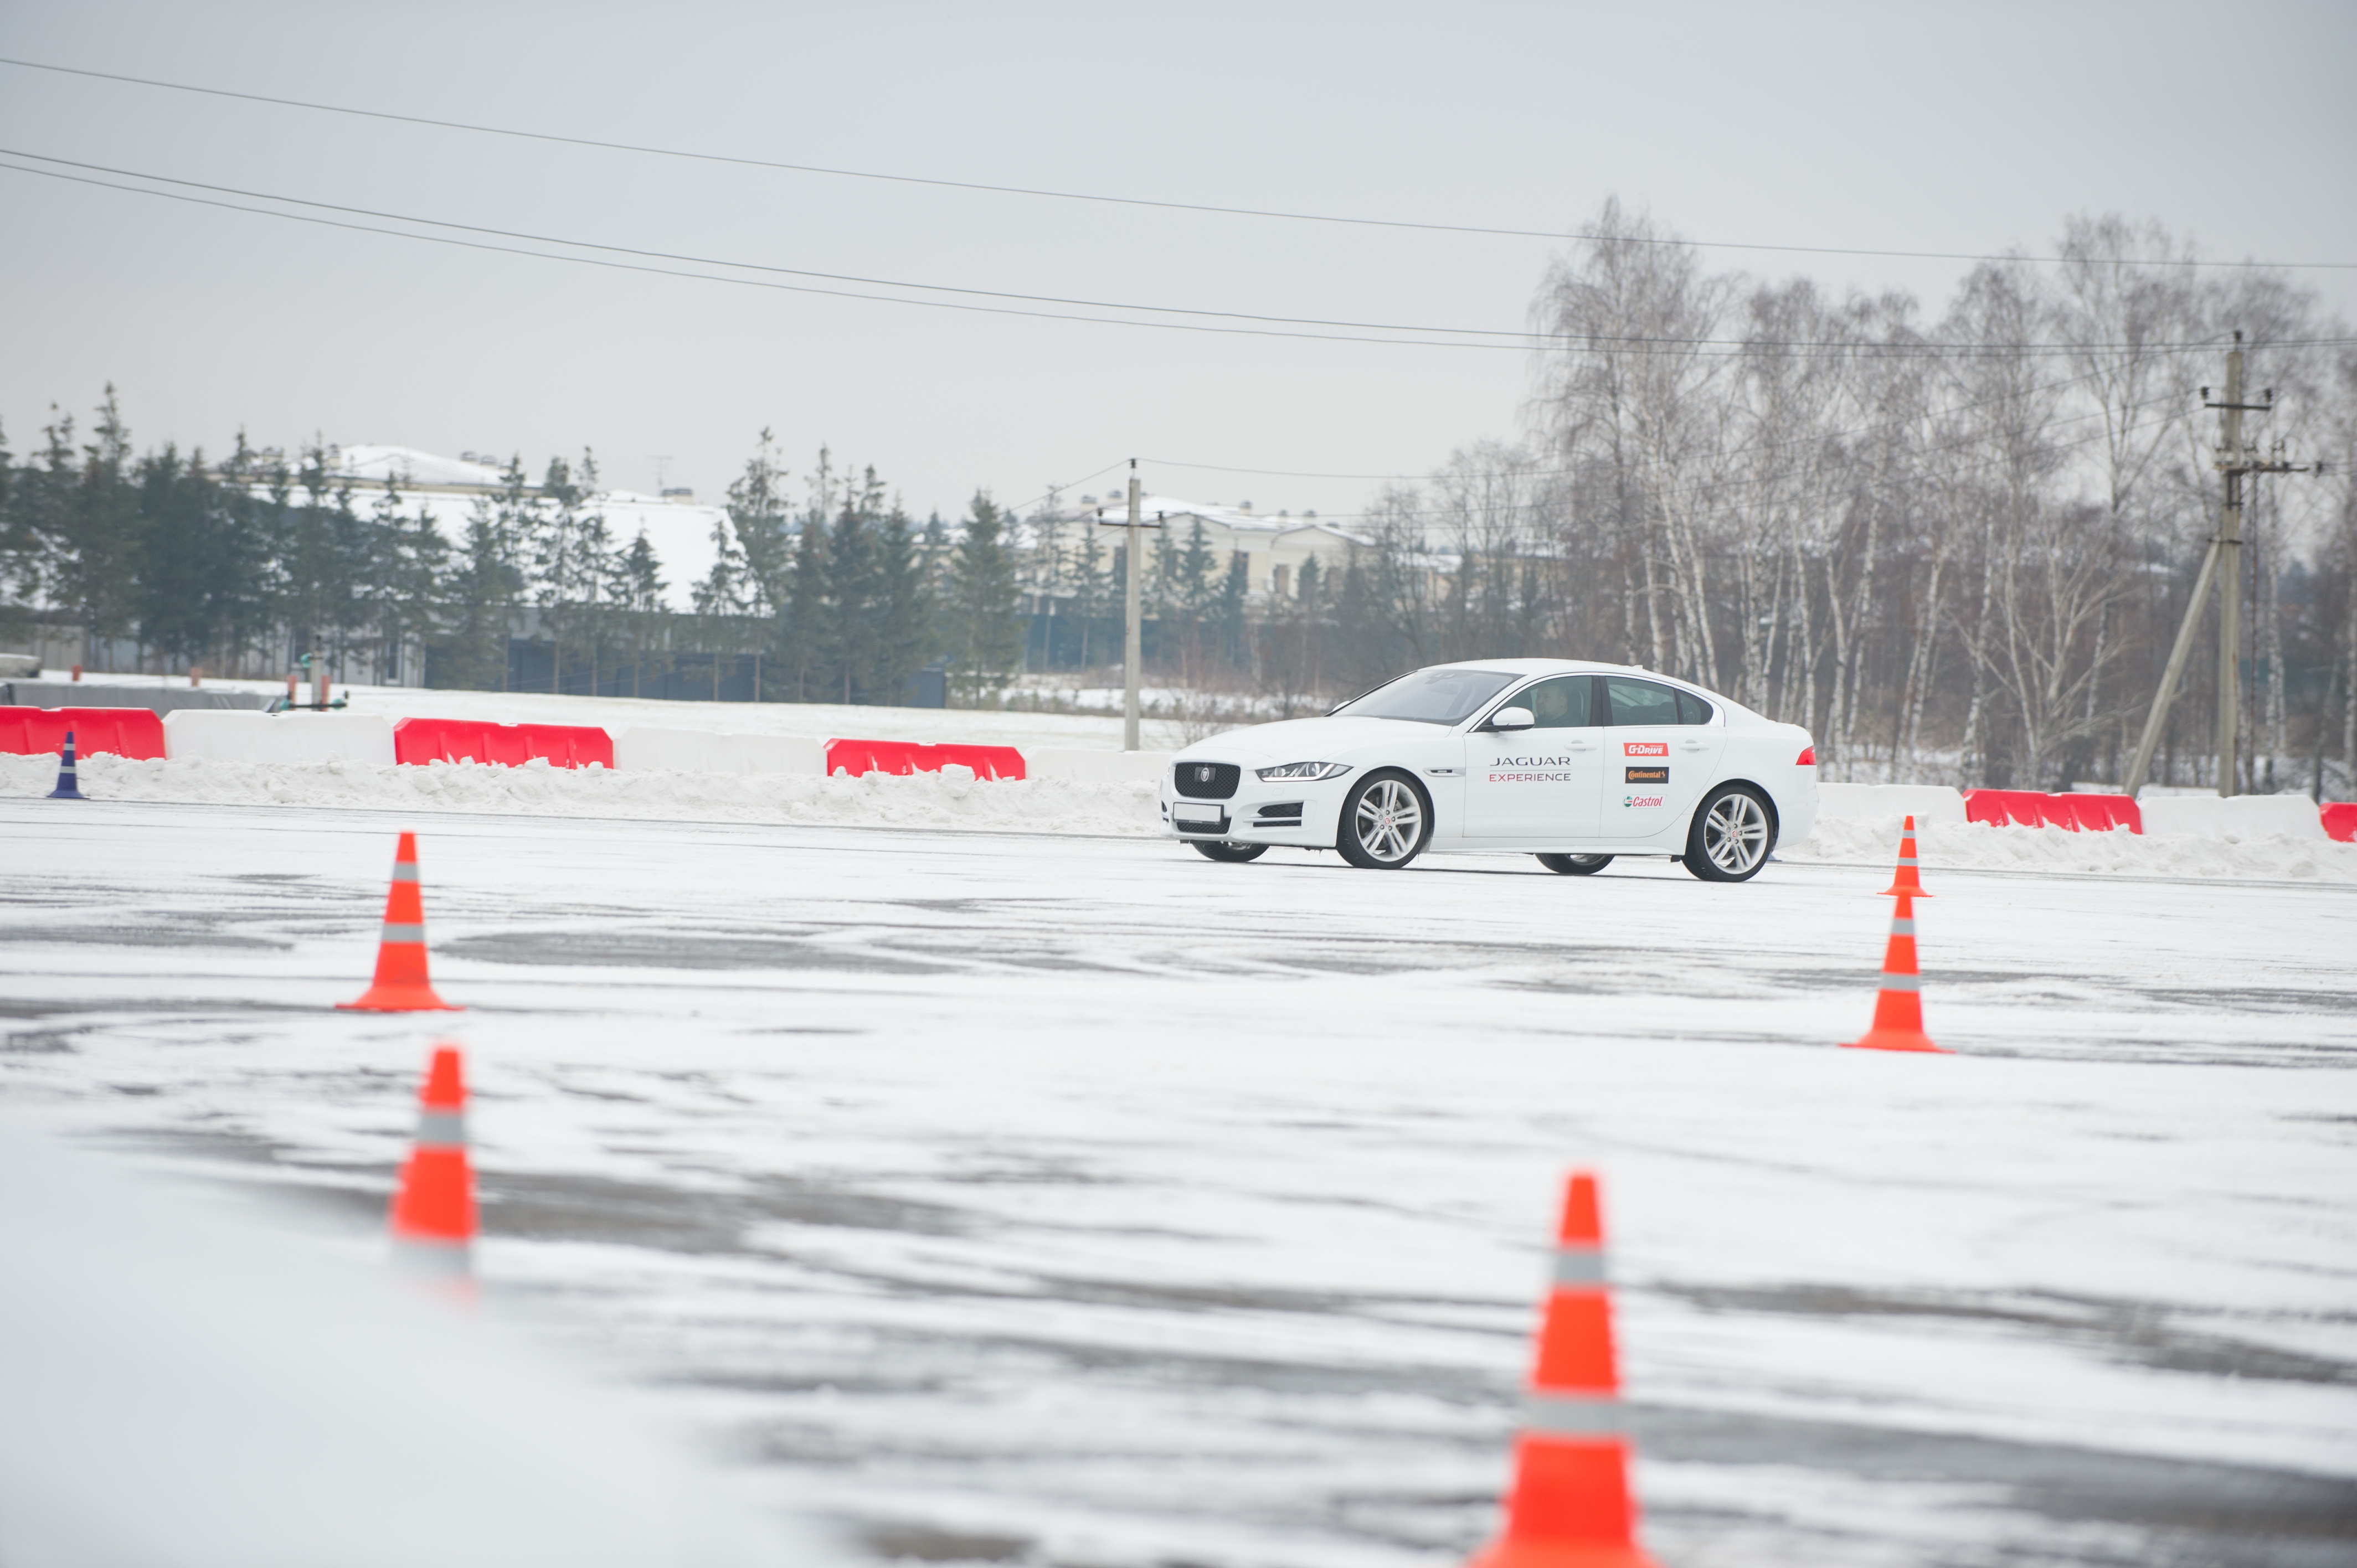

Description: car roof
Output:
[1422,657,1635,676]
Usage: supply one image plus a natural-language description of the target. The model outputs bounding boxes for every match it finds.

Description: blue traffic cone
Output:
[47,730,86,800]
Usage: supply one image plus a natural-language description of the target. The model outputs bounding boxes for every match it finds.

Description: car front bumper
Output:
[1160,772,1350,845]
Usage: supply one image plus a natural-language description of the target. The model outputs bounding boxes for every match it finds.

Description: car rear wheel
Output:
[1536,853,1614,875]
[1336,771,1430,869]
[1191,840,1268,863]
[1683,785,1776,881]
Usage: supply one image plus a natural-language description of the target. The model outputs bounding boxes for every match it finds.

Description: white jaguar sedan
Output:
[1160,658,1817,881]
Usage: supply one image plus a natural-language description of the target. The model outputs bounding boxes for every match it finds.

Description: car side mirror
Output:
[1487,706,1535,732]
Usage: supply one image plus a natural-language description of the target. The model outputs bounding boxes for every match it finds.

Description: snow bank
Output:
[17,750,2353,880]
[1789,813,2357,883]
[4,752,1165,837]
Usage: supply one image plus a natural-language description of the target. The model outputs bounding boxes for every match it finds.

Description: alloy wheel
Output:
[1701,790,1771,876]
[1353,777,1424,864]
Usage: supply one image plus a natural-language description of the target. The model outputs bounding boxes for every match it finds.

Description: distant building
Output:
[1018,494,1368,613]
[313,446,731,612]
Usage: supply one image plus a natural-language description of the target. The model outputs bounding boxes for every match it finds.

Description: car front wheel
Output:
[1336,771,1430,869]
[1683,785,1776,881]
[1536,854,1614,876]
[1191,840,1268,863]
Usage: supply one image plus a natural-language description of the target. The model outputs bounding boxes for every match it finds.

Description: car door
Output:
[1597,676,1726,839]
[1460,674,1605,839]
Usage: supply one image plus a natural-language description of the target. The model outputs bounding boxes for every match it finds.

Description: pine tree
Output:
[725,429,792,610]
[1068,510,1111,672]
[610,530,669,697]
[946,491,1022,705]
[47,390,144,667]
[443,496,523,690]
[824,481,882,703]
[136,443,261,670]
[868,502,931,704]
[778,510,830,702]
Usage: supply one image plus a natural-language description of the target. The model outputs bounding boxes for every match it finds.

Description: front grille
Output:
[1173,761,1241,800]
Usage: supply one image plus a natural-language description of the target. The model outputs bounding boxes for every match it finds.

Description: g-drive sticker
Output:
[1623,741,1668,756]
[1625,766,1668,783]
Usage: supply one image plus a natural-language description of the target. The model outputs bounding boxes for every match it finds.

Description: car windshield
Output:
[1336,668,1520,725]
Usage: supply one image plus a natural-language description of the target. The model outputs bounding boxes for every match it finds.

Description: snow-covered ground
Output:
[47,674,1190,751]
[12,749,2357,886]
[3,798,2353,1566]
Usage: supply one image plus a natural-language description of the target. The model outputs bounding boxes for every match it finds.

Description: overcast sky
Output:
[3,1,2353,528]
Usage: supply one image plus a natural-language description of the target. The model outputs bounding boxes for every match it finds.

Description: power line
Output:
[0,158,1534,354]
[4,53,2351,273]
[10,151,2348,362]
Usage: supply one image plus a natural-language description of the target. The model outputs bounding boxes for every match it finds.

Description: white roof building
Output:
[1022,494,1369,605]
[299,446,730,611]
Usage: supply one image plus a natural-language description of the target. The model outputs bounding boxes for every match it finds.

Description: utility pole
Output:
[1095,461,1161,752]
[1125,463,1143,751]
[2123,332,2313,798]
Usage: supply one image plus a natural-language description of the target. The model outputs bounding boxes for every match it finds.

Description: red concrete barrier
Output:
[0,706,166,760]
[2055,793,2141,833]
[1964,789,2142,833]
[825,737,1026,781]
[1964,788,2049,828]
[2324,803,2357,844]
[392,718,614,769]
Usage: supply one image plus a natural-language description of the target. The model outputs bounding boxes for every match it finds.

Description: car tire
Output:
[1682,784,1777,881]
[1335,770,1431,869]
[1536,853,1614,876]
[1191,840,1268,863]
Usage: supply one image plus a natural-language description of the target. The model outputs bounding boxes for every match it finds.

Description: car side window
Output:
[1676,690,1713,725]
[1517,675,1594,728]
[1604,677,1681,726]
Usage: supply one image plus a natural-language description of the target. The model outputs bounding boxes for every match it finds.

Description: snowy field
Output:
[11,749,2357,886]
[44,674,1188,751]
[4,798,2356,1567]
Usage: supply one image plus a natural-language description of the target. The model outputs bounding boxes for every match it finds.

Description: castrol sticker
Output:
[1622,795,1665,808]
[1623,741,1669,756]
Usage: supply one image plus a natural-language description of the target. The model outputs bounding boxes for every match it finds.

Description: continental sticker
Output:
[1624,766,1668,783]
[1622,795,1665,808]
[1623,741,1669,757]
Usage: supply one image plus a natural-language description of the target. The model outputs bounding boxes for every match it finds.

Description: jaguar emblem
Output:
[1195,766,1213,782]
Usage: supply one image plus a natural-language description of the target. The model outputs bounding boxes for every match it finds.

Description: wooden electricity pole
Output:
[2123,332,2311,798]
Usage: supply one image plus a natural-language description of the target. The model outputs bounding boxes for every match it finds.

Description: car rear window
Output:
[1603,677,1715,725]
[1339,668,1520,725]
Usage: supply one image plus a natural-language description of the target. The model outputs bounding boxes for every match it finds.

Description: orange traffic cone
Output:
[1466,1173,1663,1568]
[338,832,459,1012]
[389,1044,477,1281]
[1844,892,1944,1053]
[1879,814,1932,898]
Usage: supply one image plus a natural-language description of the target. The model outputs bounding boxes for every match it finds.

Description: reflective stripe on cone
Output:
[47,730,86,801]
[1464,1172,1663,1568]
[389,1045,477,1284]
[1880,813,1931,897]
[1845,891,1944,1053]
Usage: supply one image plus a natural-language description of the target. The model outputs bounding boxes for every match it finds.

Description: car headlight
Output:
[1255,761,1352,781]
